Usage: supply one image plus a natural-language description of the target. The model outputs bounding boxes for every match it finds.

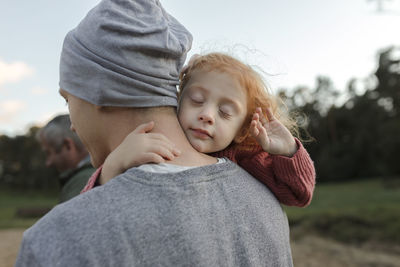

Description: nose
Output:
[198,108,215,125]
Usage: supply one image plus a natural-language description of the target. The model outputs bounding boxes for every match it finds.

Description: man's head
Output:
[59,0,192,108]
[37,114,88,173]
[58,0,192,167]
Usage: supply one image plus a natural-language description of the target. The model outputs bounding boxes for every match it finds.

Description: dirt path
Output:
[291,235,400,267]
[1,229,400,267]
[0,229,24,267]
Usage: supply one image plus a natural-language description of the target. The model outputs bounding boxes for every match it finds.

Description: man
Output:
[37,114,95,202]
[16,0,293,266]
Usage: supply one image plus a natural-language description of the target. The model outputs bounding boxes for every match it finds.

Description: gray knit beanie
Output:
[59,0,192,107]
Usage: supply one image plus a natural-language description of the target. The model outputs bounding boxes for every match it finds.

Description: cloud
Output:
[31,86,48,95]
[0,59,34,87]
[35,112,59,127]
[35,109,69,128]
[0,100,27,123]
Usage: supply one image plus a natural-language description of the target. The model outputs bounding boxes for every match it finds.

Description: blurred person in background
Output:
[37,114,95,203]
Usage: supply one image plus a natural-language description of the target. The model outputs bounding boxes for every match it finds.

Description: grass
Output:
[0,189,58,229]
[284,177,400,245]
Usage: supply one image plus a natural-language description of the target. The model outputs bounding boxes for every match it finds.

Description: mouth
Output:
[190,128,212,139]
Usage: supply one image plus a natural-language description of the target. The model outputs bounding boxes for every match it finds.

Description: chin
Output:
[191,142,213,154]
[190,141,206,153]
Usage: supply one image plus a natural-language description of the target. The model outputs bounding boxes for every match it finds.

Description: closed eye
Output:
[190,97,204,105]
[219,109,232,119]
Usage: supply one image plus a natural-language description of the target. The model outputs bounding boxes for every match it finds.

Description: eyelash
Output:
[191,98,203,105]
[219,109,232,119]
[189,96,232,119]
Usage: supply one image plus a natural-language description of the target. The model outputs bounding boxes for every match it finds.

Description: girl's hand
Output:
[100,121,180,184]
[250,107,297,157]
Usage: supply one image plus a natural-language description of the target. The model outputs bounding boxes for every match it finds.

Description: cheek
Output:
[223,118,246,139]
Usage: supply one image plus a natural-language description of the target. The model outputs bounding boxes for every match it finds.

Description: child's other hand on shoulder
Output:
[250,107,297,157]
[100,121,181,184]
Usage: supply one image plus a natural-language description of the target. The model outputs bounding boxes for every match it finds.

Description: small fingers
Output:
[264,107,276,122]
[252,112,260,122]
[142,153,165,164]
[133,121,154,134]
[250,120,260,137]
[150,140,181,159]
[147,133,181,155]
[156,145,177,160]
[252,110,267,132]
[257,120,267,136]
[254,107,269,125]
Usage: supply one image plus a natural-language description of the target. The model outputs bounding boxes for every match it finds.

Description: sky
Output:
[0,0,399,136]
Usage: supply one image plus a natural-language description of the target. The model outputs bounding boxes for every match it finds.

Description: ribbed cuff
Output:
[271,139,315,188]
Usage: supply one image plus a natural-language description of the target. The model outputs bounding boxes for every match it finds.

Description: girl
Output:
[82,53,315,207]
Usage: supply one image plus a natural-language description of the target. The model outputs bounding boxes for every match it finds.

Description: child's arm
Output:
[251,107,315,206]
[81,121,180,192]
[216,107,315,207]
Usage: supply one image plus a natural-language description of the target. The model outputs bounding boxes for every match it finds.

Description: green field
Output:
[0,189,57,229]
[284,177,400,244]
[1,178,399,245]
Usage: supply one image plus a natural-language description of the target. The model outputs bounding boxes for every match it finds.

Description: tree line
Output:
[0,126,59,190]
[282,46,400,181]
[0,46,399,190]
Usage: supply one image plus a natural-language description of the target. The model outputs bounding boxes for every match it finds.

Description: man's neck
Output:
[105,108,217,167]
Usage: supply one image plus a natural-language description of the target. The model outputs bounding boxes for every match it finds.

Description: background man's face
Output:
[40,139,70,173]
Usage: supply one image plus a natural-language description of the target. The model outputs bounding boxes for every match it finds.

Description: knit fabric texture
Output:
[16,161,293,266]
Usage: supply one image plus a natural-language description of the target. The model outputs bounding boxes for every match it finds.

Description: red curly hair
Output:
[179,52,299,148]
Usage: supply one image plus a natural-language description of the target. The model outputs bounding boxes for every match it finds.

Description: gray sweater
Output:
[16,161,293,267]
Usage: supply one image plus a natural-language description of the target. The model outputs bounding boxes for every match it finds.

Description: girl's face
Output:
[178,69,247,153]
